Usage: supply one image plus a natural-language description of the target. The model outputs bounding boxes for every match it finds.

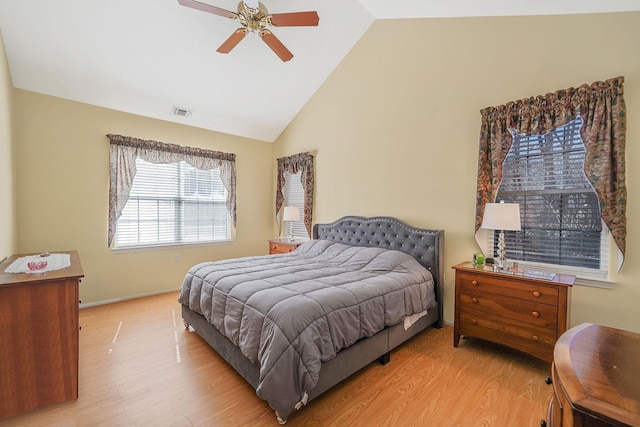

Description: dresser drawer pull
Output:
[532,311,540,318]
[532,291,541,298]
[532,335,539,341]
[472,297,478,304]
[471,318,477,324]
[471,280,478,286]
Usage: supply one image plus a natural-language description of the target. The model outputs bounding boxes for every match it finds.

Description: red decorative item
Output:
[27,260,48,271]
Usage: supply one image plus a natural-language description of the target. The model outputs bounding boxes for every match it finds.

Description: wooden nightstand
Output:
[268,239,304,254]
[452,261,574,362]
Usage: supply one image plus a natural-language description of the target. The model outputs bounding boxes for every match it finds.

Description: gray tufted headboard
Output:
[313,216,444,328]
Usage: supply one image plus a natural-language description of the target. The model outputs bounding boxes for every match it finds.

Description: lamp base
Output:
[288,222,294,242]
[496,230,507,269]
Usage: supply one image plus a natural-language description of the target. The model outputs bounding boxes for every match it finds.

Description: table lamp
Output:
[481,201,521,269]
[283,206,300,242]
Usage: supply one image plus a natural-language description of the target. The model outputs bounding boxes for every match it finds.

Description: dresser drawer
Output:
[459,288,558,328]
[459,308,555,358]
[459,271,558,305]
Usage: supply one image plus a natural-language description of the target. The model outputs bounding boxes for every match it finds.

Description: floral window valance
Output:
[276,152,314,236]
[107,134,236,247]
[474,76,627,270]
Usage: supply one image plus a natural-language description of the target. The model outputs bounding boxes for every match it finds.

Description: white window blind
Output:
[115,158,230,248]
[283,171,308,239]
[493,115,608,273]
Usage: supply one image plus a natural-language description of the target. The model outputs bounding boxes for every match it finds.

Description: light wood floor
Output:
[1,292,553,427]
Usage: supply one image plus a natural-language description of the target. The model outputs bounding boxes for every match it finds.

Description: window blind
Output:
[115,158,230,248]
[495,116,607,270]
[283,171,308,239]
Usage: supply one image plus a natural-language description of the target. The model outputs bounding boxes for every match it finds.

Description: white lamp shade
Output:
[481,202,521,231]
[244,0,259,8]
[283,206,300,222]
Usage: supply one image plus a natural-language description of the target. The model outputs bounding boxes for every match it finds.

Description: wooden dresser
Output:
[268,239,304,254]
[0,251,84,419]
[452,261,574,362]
[547,323,640,426]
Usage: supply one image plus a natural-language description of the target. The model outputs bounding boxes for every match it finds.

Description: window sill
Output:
[111,239,233,254]
[574,276,614,289]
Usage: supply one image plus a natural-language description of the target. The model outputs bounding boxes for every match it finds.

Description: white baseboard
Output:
[80,288,180,308]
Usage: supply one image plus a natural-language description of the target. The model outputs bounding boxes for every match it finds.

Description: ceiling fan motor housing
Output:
[238,1,268,33]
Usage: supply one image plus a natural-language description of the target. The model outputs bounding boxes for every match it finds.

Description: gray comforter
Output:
[178,240,436,421]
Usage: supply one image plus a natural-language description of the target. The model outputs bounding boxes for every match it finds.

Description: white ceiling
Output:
[1,1,639,142]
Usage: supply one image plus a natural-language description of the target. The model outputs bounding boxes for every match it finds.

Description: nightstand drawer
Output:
[459,309,556,355]
[459,271,558,305]
[459,288,558,328]
[269,240,303,254]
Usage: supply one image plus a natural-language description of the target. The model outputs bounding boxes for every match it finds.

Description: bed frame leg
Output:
[379,352,390,365]
[183,319,190,329]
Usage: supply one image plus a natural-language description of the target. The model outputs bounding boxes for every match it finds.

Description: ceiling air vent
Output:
[171,106,192,118]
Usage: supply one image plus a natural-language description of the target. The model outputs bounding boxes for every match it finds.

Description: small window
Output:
[283,171,309,239]
[492,116,608,274]
[115,158,230,248]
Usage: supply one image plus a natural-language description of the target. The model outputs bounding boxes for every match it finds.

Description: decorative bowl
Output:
[27,260,48,271]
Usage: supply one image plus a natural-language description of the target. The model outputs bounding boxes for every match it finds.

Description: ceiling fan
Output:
[178,0,319,62]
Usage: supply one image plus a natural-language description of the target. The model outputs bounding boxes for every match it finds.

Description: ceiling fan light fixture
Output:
[243,0,260,15]
[243,0,259,9]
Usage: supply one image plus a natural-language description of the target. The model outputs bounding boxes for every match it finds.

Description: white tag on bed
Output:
[294,392,309,410]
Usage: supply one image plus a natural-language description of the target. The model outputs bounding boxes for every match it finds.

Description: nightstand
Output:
[452,261,574,362]
[268,239,304,254]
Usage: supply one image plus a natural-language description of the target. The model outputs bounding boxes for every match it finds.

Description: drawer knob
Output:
[471,280,478,286]
[532,311,540,318]
[532,291,541,298]
[472,297,478,304]
[532,335,539,341]
[471,318,477,324]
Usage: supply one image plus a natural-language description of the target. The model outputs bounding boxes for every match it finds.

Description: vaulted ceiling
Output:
[1,0,639,142]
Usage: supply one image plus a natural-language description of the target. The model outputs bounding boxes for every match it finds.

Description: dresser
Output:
[268,239,304,254]
[0,251,84,419]
[452,261,574,362]
[546,323,640,426]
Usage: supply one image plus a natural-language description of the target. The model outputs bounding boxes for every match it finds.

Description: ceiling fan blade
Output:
[177,0,237,19]
[268,11,319,27]
[260,30,293,62]
[216,29,247,54]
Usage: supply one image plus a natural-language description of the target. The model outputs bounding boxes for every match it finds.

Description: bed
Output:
[179,216,444,423]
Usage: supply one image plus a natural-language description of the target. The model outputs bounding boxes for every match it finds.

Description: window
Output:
[282,171,308,240]
[475,77,627,285]
[115,159,230,248]
[107,134,236,250]
[276,152,314,239]
[493,116,607,272]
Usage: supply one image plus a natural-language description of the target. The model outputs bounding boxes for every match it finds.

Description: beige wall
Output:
[0,33,16,260]
[14,91,273,304]
[274,12,640,331]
